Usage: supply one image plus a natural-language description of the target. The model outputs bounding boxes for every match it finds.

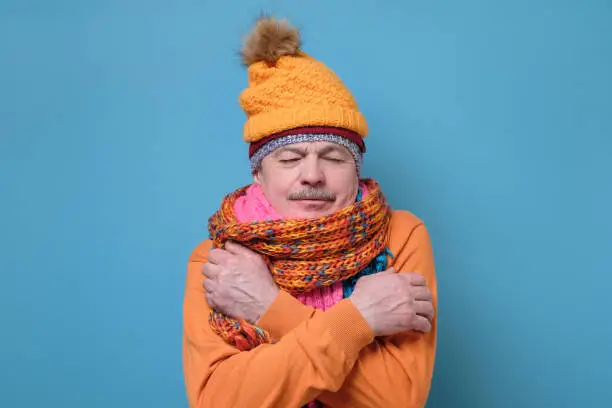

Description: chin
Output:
[297,209,334,218]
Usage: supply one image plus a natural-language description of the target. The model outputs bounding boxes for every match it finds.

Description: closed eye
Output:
[324,157,345,163]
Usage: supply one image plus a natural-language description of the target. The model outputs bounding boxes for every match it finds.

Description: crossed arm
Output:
[182,222,437,407]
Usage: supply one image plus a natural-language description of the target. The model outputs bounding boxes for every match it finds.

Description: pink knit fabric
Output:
[233,183,345,310]
[233,183,369,408]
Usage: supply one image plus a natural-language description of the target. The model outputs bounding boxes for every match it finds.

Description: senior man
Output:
[182,16,438,408]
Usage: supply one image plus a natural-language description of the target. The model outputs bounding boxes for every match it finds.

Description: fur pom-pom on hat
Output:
[240,16,301,66]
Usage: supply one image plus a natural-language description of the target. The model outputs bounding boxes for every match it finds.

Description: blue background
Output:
[1,1,611,407]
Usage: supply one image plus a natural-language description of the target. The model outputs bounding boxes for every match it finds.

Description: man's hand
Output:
[350,268,435,337]
[202,241,279,324]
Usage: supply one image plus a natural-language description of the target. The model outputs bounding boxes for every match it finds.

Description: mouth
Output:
[292,199,334,208]
[293,198,332,202]
[291,197,335,204]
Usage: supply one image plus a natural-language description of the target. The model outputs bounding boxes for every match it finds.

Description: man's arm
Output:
[257,219,438,408]
[182,240,374,408]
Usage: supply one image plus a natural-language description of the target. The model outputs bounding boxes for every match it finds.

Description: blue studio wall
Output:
[1,1,611,407]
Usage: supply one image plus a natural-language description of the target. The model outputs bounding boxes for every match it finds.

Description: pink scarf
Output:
[233,183,369,407]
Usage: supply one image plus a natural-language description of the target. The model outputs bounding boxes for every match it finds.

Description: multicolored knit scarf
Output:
[207,178,392,351]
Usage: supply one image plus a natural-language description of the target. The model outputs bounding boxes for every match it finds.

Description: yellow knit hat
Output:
[238,17,369,144]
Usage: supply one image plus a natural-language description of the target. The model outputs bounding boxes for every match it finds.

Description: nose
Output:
[300,156,325,187]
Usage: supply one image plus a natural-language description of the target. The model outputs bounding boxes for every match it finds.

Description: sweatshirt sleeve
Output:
[256,218,438,408]
[182,239,376,408]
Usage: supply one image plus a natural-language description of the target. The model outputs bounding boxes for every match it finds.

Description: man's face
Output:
[254,141,359,218]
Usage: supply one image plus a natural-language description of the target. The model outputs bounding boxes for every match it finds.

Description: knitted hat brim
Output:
[243,104,369,144]
[249,126,365,157]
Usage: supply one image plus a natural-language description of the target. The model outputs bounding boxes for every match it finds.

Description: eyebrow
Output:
[273,147,306,156]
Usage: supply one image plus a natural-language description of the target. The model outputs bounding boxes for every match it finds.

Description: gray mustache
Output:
[288,188,336,201]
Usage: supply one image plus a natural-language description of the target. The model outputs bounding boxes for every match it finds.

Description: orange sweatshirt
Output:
[182,210,438,408]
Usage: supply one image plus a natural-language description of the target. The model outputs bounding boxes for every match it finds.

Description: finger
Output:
[205,292,216,308]
[403,272,426,286]
[202,277,216,293]
[415,300,435,320]
[207,248,233,265]
[412,315,432,333]
[202,263,221,280]
[413,286,432,301]
[225,241,255,257]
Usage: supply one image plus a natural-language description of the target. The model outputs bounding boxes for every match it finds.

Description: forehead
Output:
[273,141,350,155]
